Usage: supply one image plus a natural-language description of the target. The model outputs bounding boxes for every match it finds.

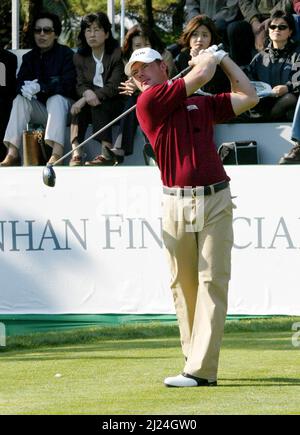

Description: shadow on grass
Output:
[1,339,181,361]
[222,334,292,351]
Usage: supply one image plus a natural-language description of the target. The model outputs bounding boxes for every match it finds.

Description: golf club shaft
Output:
[52,104,137,166]
[51,64,196,167]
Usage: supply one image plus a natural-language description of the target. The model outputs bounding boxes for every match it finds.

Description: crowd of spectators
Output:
[1,1,300,166]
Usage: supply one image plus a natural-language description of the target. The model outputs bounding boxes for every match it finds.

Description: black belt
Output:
[163,180,229,197]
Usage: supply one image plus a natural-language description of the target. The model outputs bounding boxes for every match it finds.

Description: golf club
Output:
[43,44,224,187]
[42,104,138,187]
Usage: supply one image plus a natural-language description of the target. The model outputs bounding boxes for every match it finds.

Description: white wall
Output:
[1,166,300,315]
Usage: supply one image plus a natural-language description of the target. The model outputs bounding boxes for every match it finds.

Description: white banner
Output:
[1,166,300,315]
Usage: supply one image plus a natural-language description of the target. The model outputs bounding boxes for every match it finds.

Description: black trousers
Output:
[71,97,124,145]
[113,95,138,156]
[227,20,255,66]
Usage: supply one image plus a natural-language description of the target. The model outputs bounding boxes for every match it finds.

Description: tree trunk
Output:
[172,0,185,35]
[144,0,154,28]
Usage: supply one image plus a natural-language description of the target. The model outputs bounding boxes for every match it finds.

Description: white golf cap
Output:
[125,47,163,76]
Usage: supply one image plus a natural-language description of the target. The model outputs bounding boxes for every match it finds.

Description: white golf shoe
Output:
[164,373,217,388]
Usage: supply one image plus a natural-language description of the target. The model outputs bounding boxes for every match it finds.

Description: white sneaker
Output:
[164,373,217,388]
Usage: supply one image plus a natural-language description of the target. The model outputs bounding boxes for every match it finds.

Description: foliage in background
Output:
[13,0,185,48]
[0,0,13,48]
[69,0,185,45]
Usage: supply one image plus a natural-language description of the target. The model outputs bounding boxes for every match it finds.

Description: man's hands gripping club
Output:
[189,44,228,66]
[184,45,229,96]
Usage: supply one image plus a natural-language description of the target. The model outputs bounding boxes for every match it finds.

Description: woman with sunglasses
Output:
[246,10,300,122]
[0,12,76,166]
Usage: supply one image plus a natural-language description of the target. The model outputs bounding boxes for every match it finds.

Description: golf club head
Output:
[43,164,56,187]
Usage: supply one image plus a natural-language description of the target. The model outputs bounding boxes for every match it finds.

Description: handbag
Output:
[218,141,258,165]
[22,127,50,166]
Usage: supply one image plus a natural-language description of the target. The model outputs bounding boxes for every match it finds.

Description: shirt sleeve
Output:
[210,93,236,124]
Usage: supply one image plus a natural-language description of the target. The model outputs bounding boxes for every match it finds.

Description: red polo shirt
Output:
[136,78,235,187]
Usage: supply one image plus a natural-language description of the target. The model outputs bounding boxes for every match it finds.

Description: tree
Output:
[69,0,185,42]
[17,0,185,47]
[0,0,13,48]
[144,0,154,28]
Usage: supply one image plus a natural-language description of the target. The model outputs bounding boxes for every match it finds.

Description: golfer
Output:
[125,46,258,387]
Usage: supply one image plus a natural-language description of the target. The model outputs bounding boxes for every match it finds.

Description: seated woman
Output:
[0,12,76,166]
[70,12,125,166]
[113,24,177,158]
[246,10,300,122]
[176,14,230,95]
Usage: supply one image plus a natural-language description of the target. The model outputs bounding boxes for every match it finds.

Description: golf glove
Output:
[205,45,228,65]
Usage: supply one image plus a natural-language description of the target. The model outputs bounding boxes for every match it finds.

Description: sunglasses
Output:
[34,27,54,35]
[269,24,289,31]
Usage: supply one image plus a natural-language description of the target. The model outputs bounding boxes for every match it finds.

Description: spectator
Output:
[238,0,293,51]
[226,1,294,66]
[177,14,230,94]
[184,1,253,65]
[113,24,177,158]
[0,12,76,167]
[69,12,125,166]
[122,24,177,78]
[185,1,240,31]
[245,10,300,122]
[0,48,17,161]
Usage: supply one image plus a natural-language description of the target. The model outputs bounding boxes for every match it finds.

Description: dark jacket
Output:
[176,49,231,94]
[185,0,240,23]
[238,0,293,23]
[16,41,77,103]
[0,49,17,100]
[73,47,125,101]
[246,40,300,94]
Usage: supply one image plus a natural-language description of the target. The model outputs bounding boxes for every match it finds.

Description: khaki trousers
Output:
[4,94,72,150]
[162,186,234,381]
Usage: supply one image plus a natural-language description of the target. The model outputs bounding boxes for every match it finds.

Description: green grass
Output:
[1,318,300,415]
